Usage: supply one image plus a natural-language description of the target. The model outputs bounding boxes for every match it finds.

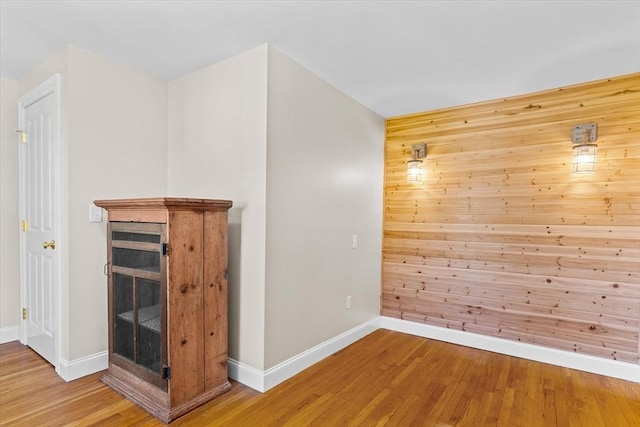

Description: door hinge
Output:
[22,308,27,320]
[15,129,27,144]
[162,365,171,380]
[162,243,169,256]
[20,220,28,232]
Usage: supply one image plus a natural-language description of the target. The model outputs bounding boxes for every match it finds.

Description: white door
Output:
[18,75,60,368]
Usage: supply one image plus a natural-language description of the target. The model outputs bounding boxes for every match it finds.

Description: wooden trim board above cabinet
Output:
[94,198,233,223]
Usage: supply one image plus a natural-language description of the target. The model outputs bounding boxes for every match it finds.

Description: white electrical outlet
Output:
[89,204,103,223]
[346,295,352,310]
[352,234,358,249]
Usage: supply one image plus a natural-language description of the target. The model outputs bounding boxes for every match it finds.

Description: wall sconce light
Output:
[407,143,426,183]
[572,123,597,173]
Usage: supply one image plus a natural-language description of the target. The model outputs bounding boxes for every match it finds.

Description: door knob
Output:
[43,240,56,250]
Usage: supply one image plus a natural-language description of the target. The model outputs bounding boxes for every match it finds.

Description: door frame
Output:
[18,74,62,373]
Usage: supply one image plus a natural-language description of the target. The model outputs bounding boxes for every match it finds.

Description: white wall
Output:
[0,76,19,334]
[65,45,168,360]
[264,47,384,368]
[168,44,384,372]
[168,45,269,370]
[16,45,168,361]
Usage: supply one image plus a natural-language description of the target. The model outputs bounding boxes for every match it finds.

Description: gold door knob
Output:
[43,240,56,250]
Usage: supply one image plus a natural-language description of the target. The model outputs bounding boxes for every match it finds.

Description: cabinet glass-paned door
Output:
[109,222,166,389]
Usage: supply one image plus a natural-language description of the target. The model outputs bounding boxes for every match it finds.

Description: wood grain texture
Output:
[2,330,639,426]
[95,198,233,210]
[383,73,640,363]
[204,211,230,389]
[167,210,205,405]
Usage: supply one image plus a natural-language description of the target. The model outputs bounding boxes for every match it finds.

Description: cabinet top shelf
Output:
[94,197,233,211]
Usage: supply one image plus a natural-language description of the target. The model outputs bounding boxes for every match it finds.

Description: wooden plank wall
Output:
[382,73,640,364]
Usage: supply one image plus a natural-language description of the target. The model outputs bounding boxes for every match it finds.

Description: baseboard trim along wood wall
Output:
[379,316,640,383]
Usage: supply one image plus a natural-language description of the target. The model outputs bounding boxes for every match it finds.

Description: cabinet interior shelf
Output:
[117,305,161,333]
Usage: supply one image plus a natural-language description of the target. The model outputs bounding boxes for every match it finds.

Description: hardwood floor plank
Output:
[1,331,638,426]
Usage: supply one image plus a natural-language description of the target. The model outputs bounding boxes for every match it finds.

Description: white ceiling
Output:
[2,0,639,117]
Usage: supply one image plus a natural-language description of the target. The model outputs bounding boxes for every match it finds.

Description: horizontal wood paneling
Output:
[383,73,640,363]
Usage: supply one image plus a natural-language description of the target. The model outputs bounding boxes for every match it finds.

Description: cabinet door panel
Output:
[167,211,204,405]
[108,222,167,391]
[204,211,229,388]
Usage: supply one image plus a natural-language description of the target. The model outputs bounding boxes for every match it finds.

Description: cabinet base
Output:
[102,364,231,423]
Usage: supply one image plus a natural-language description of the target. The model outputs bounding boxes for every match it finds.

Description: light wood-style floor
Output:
[1,329,638,426]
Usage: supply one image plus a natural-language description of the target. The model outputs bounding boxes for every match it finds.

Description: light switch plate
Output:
[89,204,103,223]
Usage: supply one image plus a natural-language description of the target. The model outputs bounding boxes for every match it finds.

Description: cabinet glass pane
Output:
[108,221,166,390]
[113,247,160,272]
[114,273,133,361]
[112,231,161,243]
[136,278,161,374]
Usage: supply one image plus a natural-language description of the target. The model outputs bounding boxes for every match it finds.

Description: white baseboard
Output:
[228,317,380,392]
[227,358,265,392]
[58,351,108,382]
[379,316,640,383]
[0,326,19,344]
[29,315,639,390]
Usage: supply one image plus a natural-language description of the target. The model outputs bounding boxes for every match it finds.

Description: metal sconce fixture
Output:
[572,123,597,173]
[407,143,426,183]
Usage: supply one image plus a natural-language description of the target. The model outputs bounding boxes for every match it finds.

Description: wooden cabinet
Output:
[94,198,233,423]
